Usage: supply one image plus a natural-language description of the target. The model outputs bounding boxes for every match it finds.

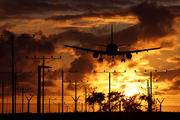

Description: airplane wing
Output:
[117,47,162,55]
[64,45,107,54]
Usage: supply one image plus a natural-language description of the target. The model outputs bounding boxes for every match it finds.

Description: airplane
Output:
[64,25,162,63]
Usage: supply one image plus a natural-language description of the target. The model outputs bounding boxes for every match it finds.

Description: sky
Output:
[1,0,180,112]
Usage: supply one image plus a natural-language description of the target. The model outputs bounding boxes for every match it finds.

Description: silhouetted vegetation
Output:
[86,91,158,112]
[86,91,105,111]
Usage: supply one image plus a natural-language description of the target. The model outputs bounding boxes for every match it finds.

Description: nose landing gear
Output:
[99,54,103,63]
[121,54,125,62]
[112,56,114,62]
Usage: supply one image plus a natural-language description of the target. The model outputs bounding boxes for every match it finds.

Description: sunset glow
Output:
[1,0,180,113]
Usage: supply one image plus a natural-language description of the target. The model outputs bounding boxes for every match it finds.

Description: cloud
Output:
[167,4,180,17]
[160,40,176,48]
[159,76,180,95]
[0,29,60,95]
[0,22,17,33]
[130,1,175,39]
[0,0,77,21]
[167,55,180,63]
[128,61,138,68]
[65,54,97,90]
[45,10,129,21]
[153,69,180,83]
[0,0,137,21]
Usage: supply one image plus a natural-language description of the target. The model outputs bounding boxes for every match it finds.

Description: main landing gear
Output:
[99,54,103,63]
[121,59,125,62]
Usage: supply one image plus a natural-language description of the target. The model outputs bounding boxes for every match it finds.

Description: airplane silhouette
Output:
[64,25,162,63]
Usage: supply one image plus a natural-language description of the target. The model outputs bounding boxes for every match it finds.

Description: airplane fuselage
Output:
[106,43,118,55]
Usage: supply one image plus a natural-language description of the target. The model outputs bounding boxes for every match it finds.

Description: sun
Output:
[123,88,142,97]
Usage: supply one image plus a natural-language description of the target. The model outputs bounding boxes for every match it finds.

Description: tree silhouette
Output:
[122,93,159,112]
[102,91,124,112]
[86,91,158,112]
[122,94,143,112]
[86,91,105,111]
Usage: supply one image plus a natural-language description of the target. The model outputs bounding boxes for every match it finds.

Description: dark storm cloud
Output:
[0,0,77,20]
[107,1,175,50]
[65,55,96,91]
[0,27,101,94]
[0,0,138,21]
[0,29,60,95]
[71,0,140,11]
[60,29,103,47]
[130,1,175,39]
[167,5,180,17]
[73,0,136,6]
[0,0,179,24]
[112,25,139,45]
[46,1,175,44]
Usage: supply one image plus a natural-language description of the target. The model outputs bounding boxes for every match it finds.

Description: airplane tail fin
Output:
[93,24,114,46]
[111,24,113,43]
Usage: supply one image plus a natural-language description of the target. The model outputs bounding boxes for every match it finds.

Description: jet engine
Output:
[93,52,99,58]
[126,53,132,59]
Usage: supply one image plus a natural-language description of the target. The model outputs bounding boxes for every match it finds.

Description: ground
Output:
[0,112,180,120]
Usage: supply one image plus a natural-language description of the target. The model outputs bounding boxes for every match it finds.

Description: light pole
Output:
[157,98,165,112]
[48,69,77,113]
[69,80,85,113]
[48,98,56,113]
[136,69,167,112]
[0,34,34,113]
[83,86,97,112]
[37,65,52,114]
[0,79,12,114]
[93,70,126,112]
[14,71,32,113]
[25,94,33,114]
[71,80,80,113]
[21,87,31,113]
[2,81,4,114]
[26,56,61,113]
